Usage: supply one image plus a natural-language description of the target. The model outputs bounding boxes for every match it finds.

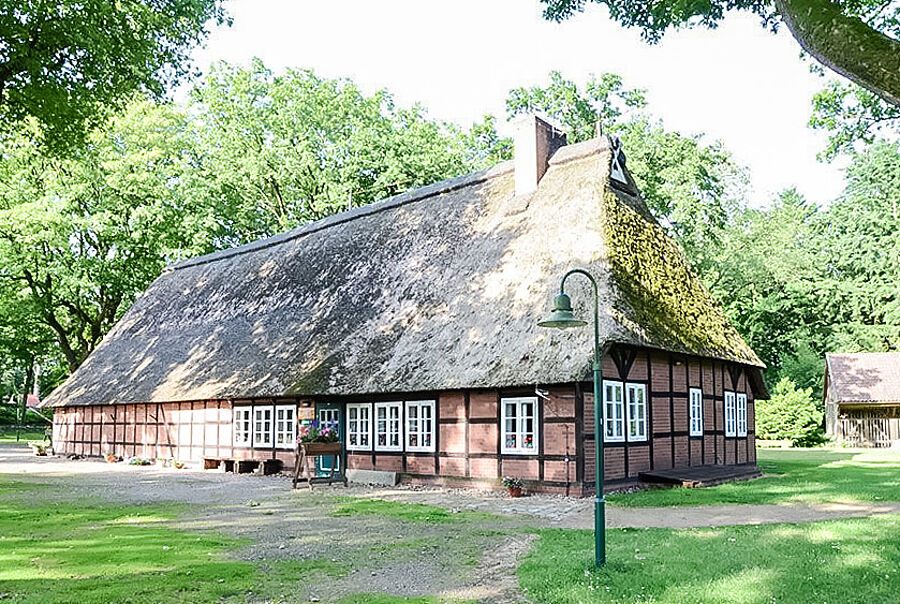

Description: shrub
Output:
[756,377,825,447]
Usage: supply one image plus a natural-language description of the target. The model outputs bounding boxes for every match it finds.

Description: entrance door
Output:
[315,403,343,476]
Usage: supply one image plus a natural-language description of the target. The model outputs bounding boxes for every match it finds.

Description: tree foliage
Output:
[810,81,900,160]
[540,0,900,108]
[0,0,228,150]
[190,60,482,243]
[756,377,825,446]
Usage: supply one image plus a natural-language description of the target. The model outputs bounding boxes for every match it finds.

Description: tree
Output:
[0,1,227,150]
[540,0,900,109]
[756,377,824,446]
[0,100,207,371]
[190,60,483,243]
[810,81,900,160]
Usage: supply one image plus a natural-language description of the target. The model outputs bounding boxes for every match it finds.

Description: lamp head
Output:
[537,293,587,329]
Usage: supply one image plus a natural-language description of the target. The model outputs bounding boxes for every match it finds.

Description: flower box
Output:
[300,442,342,456]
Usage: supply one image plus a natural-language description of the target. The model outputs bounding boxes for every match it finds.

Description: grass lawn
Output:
[520,516,900,603]
[0,429,47,443]
[607,447,900,507]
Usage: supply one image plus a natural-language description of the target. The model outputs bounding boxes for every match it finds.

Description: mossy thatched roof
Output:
[44,137,762,408]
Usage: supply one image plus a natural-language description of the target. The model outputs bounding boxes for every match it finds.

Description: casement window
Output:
[233,407,252,447]
[253,405,274,447]
[724,391,737,437]
[375,402,403,451]
[603,381,625,442]
[501,397,538,454]
[274,405,296,449]
[318,408,340,432]
[405,400,435,452]
[626,383,648,441]
[737,393,748,437]
[689,388,704,437]
[347,403,371,451]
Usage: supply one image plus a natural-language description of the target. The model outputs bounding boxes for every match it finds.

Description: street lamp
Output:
[538,268,606,568]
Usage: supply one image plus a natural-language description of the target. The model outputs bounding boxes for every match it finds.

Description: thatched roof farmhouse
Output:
[46,116,764,494]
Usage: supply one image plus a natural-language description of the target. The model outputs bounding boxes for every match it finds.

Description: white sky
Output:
[190,0,849,208]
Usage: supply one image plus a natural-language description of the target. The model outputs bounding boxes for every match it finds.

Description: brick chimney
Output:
[514,114,567,197]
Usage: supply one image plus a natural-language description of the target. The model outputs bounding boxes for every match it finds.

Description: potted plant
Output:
[297,421,341,455]
[104,452,120,463]
[502,476,525,498]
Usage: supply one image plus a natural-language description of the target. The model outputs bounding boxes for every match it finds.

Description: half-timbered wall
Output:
[51,345,757,495]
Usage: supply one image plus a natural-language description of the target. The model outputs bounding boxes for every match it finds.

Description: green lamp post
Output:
[538,268,606,568]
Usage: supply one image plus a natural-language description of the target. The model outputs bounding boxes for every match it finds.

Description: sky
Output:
[190,0,849,208]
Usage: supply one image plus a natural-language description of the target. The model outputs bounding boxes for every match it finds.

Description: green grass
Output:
[0,480,346,603]
[519,516,900,603]
[330,498,492,523]
[608,447,900,507]
[0,429,46,443]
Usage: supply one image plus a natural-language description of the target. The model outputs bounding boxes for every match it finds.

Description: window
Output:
[603,381,625,442]
[501,397,538,454]
[375,402,403,451]
[253,405,274,447]
[724,391,736,437]
[689,388,704,437]
[233,407,252,447]
[319,408,340,432]
[274,405,296,449]
[626,383,647,441]
[406,400,435,452]
[347,403,371,451]
[737,393,748,437]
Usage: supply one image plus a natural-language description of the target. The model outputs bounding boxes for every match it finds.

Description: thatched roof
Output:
[826,353,900,404]
[44,136,762,408]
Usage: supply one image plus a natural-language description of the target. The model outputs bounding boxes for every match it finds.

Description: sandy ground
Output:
[4,443,900,602]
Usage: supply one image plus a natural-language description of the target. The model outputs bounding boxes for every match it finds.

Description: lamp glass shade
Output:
[537,293,588,329]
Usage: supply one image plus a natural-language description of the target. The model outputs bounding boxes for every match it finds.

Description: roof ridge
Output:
[168,137,613,273]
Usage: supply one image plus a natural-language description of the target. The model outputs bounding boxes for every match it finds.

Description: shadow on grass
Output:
[520,515,900,603]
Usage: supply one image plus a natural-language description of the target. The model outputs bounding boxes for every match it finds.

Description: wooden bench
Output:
[203,457,282,475]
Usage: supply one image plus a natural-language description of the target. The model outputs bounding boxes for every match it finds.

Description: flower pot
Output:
[300,442,342,456]
[507,487,523,498]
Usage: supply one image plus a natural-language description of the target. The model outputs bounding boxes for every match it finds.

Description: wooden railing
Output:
[837,417,900,447]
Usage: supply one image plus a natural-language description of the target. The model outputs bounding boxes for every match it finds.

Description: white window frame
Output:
[318,408,340,432]
[737,393,748,437]
[233,407,252,447]
[625,383,648,442]
[405,400,436,452]
[603,381,625,443]
[375,401,403,452]
[501,396,539,455]
[689,388,704,437]
[724,391,737,437]
[346,403,371,451]
[253,405,274,448]
[274,404,296,449]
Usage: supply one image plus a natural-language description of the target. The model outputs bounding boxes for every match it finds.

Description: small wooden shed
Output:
[825,353,900,447]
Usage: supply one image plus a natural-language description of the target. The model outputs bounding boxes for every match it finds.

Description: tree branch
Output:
[777,0,900,107]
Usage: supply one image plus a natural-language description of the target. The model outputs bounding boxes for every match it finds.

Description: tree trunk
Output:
[776,0,900,108]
